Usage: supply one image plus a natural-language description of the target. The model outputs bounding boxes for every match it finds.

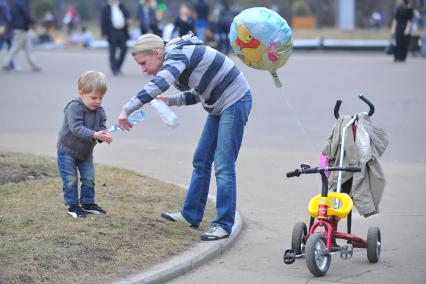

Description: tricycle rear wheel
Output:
[367,226,381,263]
[291,222,307,255]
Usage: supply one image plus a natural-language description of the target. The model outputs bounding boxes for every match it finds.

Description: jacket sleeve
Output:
[100,5,108,37]
[99,108,107,131]
[168,89,201,106]
[66,103,95,142]
[122,50,190,114]
[121,3,129,20]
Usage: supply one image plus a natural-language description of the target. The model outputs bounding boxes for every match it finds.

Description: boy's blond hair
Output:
[78,71,107,94]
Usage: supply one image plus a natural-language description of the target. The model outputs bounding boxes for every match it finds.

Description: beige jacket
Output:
[323,114,389,217]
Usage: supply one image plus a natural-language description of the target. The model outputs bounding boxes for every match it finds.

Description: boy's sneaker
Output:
[81,204,106,214]
[201,225,230,241]
[160,211,195,227]
[67,205,86,218]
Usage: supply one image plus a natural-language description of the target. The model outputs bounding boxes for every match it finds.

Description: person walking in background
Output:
[63,5,80,35]
[0,0,14,70]
[172,3,195,37]
[100,0,130,76]
[194,0,209,41]
[391,0,414,62]
[2,0,40,72]
[57,70,112,218]
[214,1,232,55]
[117,33,252,241]
[138,0,161,36]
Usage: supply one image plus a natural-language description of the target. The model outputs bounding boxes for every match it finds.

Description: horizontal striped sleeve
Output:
[184,91,200,105]
[160,50,190,89]
[164,52,189,66]
[168,90,200,106]
[151,76,169,92]
[123,96,143,114]
[134,80,164,105]
[158,64,181,81]
[123,50,190,114]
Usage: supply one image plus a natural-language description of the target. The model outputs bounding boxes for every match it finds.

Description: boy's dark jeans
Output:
[57,151,95,206]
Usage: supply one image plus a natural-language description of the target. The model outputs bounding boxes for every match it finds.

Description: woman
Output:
[118,33,252,241]
[391,0,414,62]
[172,3,195,37]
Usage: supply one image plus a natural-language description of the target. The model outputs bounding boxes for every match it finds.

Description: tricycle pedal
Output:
[283,249,296,264]
[340,244,354,260]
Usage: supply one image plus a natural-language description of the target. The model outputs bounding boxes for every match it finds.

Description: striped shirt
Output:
[123,33,250,115]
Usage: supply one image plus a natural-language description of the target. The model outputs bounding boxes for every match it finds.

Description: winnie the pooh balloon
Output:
[230,7,292,88]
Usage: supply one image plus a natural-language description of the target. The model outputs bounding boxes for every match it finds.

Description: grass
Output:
[0,152,215,284]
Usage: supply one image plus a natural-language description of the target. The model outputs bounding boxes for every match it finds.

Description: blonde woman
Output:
[118,33,252,241]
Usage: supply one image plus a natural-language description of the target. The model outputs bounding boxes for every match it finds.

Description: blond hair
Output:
[132,34,164,56]
[78,71,107,94]
[132,34,181,56]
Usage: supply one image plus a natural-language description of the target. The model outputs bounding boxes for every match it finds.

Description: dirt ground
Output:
[0,153,55,185]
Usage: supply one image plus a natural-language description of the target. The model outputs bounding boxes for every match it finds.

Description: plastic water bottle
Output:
[150,99,180,128]
[108,109,145,132]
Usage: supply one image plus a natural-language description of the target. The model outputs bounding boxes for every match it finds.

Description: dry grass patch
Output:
[0,152,215,284]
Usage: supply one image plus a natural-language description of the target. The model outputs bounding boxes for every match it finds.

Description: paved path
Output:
[1,49,426,283]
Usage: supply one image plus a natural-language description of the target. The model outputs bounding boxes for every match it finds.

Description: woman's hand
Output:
[118,110,132,131]
[94,131,112,144]
[156,95,170,106]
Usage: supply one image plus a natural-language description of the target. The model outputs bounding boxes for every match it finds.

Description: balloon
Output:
[229,7,293,88]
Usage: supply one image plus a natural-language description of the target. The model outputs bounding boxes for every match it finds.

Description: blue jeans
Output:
[181,92,252,233]
[0,38,15,69]
[195,19,208,42]
[57,151,96,206]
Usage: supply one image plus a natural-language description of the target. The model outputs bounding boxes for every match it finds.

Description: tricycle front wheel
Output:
[305,233,331,276]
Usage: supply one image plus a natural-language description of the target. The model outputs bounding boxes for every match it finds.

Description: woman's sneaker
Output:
[160,211,196,227]
[67,205,86,218]
[201,225,230,241]
[81,204,106,214]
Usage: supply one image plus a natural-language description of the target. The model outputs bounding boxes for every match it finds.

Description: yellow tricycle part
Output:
[308,192,353,219]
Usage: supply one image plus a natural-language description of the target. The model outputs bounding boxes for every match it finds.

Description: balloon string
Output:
[281,90,317,153]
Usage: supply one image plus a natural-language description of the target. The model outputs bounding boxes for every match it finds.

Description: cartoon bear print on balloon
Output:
[233,24,267,68]
[229,7,293,88]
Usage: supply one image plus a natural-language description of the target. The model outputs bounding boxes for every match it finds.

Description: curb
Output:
[113,197,244,284]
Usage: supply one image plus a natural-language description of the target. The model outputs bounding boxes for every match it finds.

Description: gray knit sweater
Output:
[57,98,107,160]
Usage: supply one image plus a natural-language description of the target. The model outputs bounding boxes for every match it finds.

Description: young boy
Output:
[57,70,112,218]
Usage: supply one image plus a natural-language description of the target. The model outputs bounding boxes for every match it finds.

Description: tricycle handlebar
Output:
[334,95,375,119]
[286,166,361,178]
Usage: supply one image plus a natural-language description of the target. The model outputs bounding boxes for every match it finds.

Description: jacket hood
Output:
[64,97,91,112]
[165,32,204,53]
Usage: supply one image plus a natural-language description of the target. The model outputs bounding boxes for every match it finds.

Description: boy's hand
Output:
[94,131,112,144]
[156,95,170,106]
[118,110,132,131]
